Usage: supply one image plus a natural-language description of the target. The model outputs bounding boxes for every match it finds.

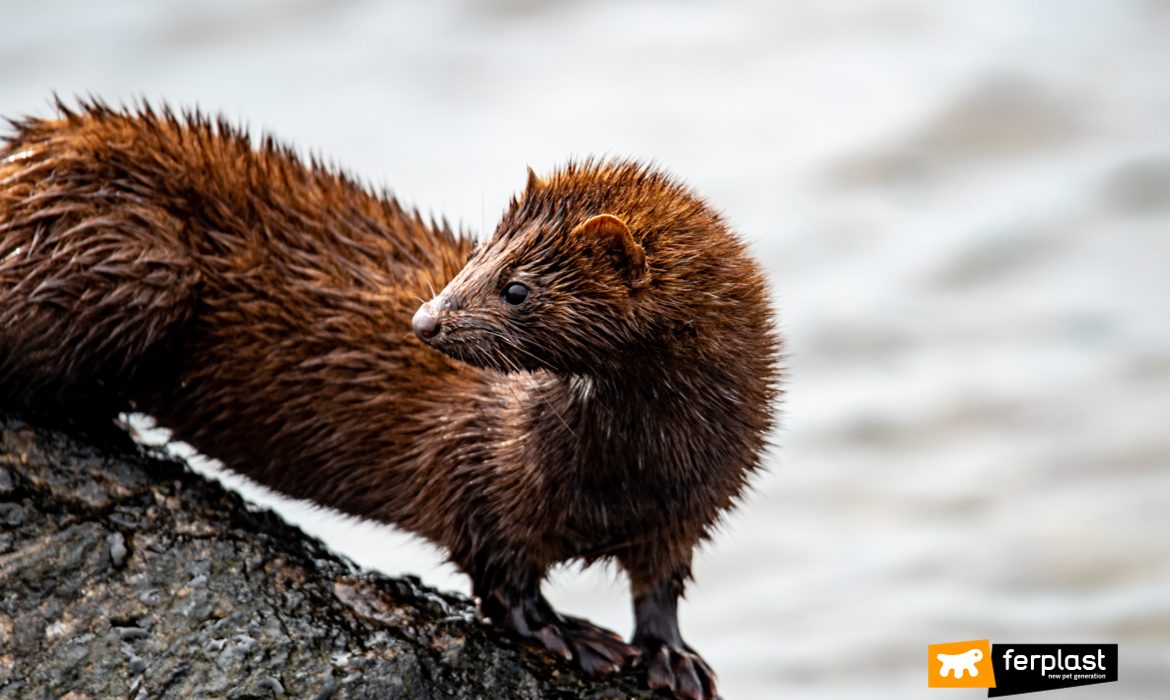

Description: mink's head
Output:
[413,159,772,377]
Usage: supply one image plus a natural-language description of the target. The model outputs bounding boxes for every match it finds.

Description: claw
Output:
[555,614,636,677]
[534,623,572,661]
[647,645,675,690]
[673,654,703,700]
[641,642,718,700]
[488,591,635,678]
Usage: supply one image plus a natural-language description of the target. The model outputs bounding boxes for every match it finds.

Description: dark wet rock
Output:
[0,414,653,699]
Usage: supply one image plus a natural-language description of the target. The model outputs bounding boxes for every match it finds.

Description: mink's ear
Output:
[570,214,648,288]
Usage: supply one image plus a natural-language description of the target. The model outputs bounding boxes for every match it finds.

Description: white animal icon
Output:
[937,648,983,679]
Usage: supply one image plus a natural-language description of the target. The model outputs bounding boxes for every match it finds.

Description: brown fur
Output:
[0,101,781,700]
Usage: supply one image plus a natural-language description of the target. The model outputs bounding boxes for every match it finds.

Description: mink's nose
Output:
[412,305,440,341]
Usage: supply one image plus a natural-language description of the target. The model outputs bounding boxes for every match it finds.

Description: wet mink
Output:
[0,101,781,700]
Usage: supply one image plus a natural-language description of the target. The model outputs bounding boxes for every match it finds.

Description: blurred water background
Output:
[2,1,1168,697]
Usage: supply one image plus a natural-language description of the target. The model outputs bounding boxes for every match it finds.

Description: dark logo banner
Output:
[987,644,1118,696]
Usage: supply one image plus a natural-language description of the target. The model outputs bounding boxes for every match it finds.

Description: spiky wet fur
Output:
[0,101,781,700]
[423,161,781,586]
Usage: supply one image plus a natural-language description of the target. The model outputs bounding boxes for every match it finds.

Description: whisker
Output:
[478,328,577,440]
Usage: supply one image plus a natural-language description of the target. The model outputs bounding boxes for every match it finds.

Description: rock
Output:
[0,415,652,699]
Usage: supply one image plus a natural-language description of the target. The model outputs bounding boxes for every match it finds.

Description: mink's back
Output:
[0,103,482,515]
[1,101,469,299]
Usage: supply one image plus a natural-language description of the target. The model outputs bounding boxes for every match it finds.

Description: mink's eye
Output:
[502,282,530,306]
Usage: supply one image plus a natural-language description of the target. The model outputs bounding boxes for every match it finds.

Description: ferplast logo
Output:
[929,640,995,688]
[929,640,1118,696]
[987,644,1118,697]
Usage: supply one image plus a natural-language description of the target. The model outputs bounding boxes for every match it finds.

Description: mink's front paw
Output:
[638,641,717,700]
[536,614,637,677]
[485,591,636,677]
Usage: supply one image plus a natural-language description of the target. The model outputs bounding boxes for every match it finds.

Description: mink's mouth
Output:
[428,333,524,373]
[412,299,539,373]
[422,320,543,374]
